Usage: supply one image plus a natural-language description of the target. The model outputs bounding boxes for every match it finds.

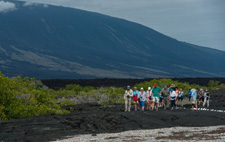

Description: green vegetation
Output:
[1,71,225,121]
[0,72,69,121]
[0,72,124,120]
[135,78,225,96]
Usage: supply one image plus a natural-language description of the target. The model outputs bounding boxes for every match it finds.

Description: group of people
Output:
[124,83,210,112]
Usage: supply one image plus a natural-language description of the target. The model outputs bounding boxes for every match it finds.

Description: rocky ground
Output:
[0,90,225,142]
[55,125,225,142]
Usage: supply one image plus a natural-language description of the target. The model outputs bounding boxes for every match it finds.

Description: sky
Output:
[3,0,225,51]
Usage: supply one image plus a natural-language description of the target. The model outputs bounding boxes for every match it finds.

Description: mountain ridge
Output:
[0,0,225,79]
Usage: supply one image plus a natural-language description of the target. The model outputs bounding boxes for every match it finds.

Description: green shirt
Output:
[152,86,162,97]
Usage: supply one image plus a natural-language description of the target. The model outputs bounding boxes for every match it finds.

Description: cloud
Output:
[23,2,35,7]
[0,1,16,13]
[23,2,48,8]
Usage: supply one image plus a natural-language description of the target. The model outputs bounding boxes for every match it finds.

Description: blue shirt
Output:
[178,91,184,97]
[133,90,139,96]
[191,90,197,100]
[188,90,191,96]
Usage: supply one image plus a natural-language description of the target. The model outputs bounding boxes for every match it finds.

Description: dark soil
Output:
[0,90,225,142]
[41,78,225,89]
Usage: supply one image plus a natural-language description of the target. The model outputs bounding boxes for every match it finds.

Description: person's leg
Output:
[167,98,170,109]
[191,100,194,109]
[142,101,145,111]
[156,98,159,111]
[161,98,165,108]
[151,97,155,111]
[181,97,183,107]
[207,98,209,107]
[171,100,174,110]
[128,98,131,112]
[146,100,149,110]
[203,97,206,107]
[164,97,167,109]
[195,101,198,109]
[134,102,136,110]
[201,97,204,105]
[125,99,128,112]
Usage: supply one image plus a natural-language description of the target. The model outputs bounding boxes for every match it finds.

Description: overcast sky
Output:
[14,0,225,51]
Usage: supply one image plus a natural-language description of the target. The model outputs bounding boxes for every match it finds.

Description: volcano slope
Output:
[0,90,225,142]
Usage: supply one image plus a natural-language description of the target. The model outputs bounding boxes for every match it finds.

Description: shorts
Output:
[201,97,204,101]
[178,96,183,101]
[152,97,159,104]
[133,98,138,101]
[140,101,145,107]
[192,100,197,105]
[159,97,163,102]
[149,96,152,101]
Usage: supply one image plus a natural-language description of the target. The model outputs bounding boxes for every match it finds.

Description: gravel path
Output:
[54,125,225,142]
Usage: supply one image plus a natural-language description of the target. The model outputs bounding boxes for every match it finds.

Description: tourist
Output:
[188,88,192,102]
[124,86,133,112]
[133,87,139,111]
[203,89,210,107]
[175,87,179,104]
[178,88,184,108]
[162,85,170,109]
[138,88,147,111]
[170,88,177,110]
[146,87,152,110]
[151,83,162,111]
[191,88,198,110]
[198,88,204,105]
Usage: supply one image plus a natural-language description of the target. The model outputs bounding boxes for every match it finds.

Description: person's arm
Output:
[124,91,127,99]
[159,90,163,95]
[130,90,133,97]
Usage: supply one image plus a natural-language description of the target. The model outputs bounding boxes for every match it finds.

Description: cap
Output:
[180,88,182,91]
[140,87,144,90]
[127,85,130,89]
[154,83,157,87]
[148,87,151,90]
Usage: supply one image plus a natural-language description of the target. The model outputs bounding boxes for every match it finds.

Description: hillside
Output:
[0,0,225,78]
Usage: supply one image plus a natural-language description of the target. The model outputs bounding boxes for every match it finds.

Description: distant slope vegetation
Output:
[0,0,225,78]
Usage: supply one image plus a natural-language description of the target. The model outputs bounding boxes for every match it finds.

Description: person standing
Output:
[133,87,139,111]
[191,88,198,110]
[203,89,210,107]
[151,83,162,111]
[188,88,192,102]
[170,88,177,110]
[178,88,184,108]
[198,88,204,105]
[175,87,179,105]
[124,86,133,112]
[162,85,170,109]
[138,88,148,111]
[146,87,152,110]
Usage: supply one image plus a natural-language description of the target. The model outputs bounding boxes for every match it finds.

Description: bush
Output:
[0,72,68,120]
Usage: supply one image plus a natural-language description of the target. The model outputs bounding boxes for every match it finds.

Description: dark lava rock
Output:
[0,91,225,142]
